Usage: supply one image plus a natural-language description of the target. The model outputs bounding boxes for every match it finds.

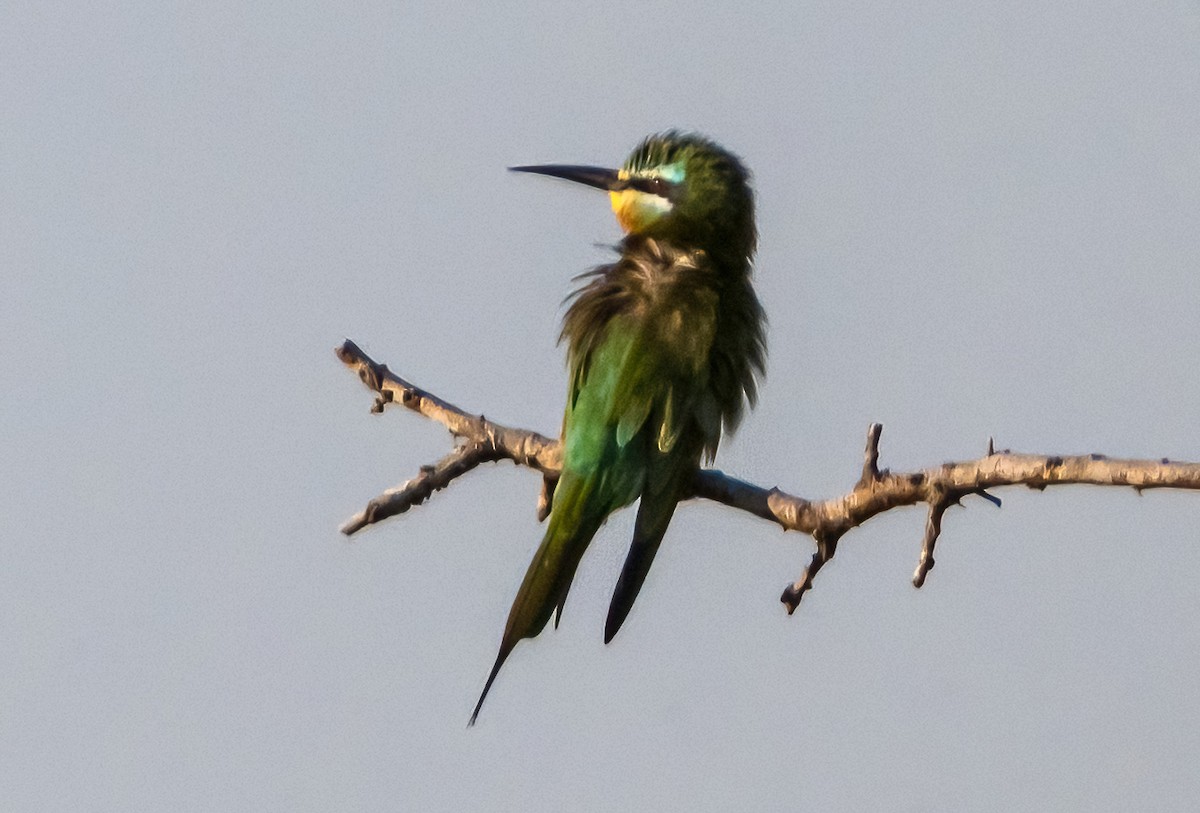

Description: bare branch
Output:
[338,340,1200,608]
[341,443,494,535]
[336,339,561,474]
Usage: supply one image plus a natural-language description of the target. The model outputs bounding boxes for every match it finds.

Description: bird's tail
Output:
[603,490,679,643]
[604,435,700,643]
[469,472,606,725]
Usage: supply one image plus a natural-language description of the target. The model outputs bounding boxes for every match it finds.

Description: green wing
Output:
[471,317,660,724]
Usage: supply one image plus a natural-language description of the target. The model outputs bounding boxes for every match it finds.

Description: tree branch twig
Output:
[338,339,1200,610]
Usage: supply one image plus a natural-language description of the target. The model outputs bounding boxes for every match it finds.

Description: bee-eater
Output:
[470,132,766,724]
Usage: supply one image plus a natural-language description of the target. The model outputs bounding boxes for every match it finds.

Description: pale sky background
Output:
[4,2,1200,810]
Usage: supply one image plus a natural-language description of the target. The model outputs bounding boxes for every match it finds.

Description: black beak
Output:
[508,164,623,191]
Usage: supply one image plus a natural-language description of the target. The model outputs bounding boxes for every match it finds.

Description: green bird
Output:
[470,132,766,724]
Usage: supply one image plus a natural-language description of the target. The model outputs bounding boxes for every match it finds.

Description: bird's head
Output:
[511,132,756,263]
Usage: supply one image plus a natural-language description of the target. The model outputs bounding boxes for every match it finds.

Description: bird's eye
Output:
[637,177,670,197]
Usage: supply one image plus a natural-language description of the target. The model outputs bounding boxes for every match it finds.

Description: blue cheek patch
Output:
[658,162,685,183]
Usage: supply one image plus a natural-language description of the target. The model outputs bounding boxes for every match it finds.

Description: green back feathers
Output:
[562,234,764,460]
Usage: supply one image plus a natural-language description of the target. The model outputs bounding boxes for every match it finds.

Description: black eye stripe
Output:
[630,177,671,197]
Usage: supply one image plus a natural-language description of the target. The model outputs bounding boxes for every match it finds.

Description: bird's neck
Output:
[619,233,752,285]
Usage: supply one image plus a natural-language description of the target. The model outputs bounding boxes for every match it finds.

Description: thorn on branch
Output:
[858,423,884,486]
[913,495,950,588]
[782,530,841,614]
[987,436,995,456]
